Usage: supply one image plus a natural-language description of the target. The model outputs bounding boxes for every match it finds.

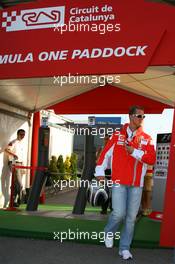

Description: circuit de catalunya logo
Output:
[1,6,65,32]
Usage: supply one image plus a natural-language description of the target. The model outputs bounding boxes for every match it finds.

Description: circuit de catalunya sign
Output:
[0,0,172,79]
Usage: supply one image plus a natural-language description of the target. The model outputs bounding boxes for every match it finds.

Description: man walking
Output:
[95,105,156,260]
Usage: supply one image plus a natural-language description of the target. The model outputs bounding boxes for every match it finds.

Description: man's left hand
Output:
[125,144,134,154]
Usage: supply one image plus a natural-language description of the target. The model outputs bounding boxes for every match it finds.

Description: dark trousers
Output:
[13,172,22,205]
[101,170,112,212]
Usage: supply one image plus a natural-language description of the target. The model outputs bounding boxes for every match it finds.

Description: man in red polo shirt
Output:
[95,105,156,260]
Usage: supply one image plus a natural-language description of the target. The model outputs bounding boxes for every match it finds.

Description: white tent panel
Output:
[0,78,98,112]
[0,66,174,113]
[115,66,175,106]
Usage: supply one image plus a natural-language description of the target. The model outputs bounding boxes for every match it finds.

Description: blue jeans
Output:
[104,184,143,251]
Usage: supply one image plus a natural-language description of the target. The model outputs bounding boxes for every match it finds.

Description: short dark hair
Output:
[129,105,144,115]
[17,129,25,135]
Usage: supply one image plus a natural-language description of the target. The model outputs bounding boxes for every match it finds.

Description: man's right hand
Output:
[96,176,105,181]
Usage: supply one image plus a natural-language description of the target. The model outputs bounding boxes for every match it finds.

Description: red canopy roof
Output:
[51,84,171,114]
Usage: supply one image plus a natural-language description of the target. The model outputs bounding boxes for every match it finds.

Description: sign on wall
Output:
[154,133,171,179]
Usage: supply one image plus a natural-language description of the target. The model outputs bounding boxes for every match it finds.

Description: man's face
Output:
[130,109,145,129]
[18,132,25,141]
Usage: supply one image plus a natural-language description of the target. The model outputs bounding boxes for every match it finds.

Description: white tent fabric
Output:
[0,66,174,114]
[0,113,25,152]
[116,66,175,106]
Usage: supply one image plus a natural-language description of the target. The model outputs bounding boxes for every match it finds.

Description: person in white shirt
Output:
[5,129,26,207]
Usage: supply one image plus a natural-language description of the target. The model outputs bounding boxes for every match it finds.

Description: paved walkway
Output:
[46,188,78,205]
[0,237,174,264]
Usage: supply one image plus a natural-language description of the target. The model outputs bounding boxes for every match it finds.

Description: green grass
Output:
[0,204,162,248]
[19,203,100,212]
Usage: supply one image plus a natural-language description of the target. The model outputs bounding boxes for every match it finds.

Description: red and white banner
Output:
[0,0,174,79]
[2,6,65,32]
